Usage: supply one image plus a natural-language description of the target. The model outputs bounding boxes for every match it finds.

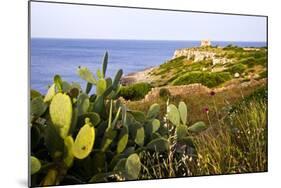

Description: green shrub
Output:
[239,57,256,66]
[228,63,247,74]
[240,56,267,68]
[172,71,232,88]
[259,70,267,79]
[159,88,171,99]
[119,82,152,100]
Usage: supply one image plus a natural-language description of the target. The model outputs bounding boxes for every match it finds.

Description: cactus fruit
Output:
[178,101,187,125]
[73,118,95,159]
[49,93,72,138]
[167,104,180,126]
[147,103,160,119]
[69,87,80,98]
[63,136,74,168]
[188,121,207,133]
[125,153,141,180]
[44,84,56,103]
[31,156,41,175]
[77,67,97,84]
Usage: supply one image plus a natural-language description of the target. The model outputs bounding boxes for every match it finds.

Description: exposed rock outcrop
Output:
[173,48,232,65]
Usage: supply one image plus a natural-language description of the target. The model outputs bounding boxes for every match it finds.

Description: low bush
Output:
[228,63,247,74]
[259,70,267,79]
[159,88,171,99]
[172,71,232,88]
[119,82,152,100]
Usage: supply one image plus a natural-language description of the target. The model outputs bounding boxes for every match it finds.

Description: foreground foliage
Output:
[30,52,207,186]
[30,52,267,186]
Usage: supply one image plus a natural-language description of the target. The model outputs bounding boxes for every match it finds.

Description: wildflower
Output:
[204,107,209,114]
[210,90,216,96]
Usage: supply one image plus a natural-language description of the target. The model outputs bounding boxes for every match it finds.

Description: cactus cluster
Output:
[30,52,207,186]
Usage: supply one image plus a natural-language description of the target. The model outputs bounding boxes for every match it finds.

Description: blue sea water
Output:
[30,38,266,94]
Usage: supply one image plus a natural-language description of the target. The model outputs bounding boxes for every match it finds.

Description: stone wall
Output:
[143,83,211,102]
[140,79,266,103]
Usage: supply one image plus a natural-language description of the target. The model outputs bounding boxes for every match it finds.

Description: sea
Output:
[30,38,266,94]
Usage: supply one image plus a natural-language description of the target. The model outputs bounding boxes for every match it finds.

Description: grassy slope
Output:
[148,46,267,87]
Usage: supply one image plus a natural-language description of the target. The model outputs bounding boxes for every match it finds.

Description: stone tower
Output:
[200,40,211,47]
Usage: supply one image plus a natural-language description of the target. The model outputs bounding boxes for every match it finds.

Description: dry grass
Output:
[138,89,267,179]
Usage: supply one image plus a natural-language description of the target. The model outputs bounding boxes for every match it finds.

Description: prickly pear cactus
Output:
[147,103,160,119]
[44,84,56,103]
[125,153,141,180]
[73,118,95,159]
[134,126,145,146]
[178,101,187,125]
[63,136,74,168]
[77,67,97,84]
[167,104,180,126]
[146,137,169,152]
[96,79,107,96]
[117,126,129,154]
[77,93,90,116]
[31,96,47,118]
[41,168,59,186]
[49,93,73,138]
[176,124,188,139]
[151,119,160,133]
[31,156,41,175]
[188,121,207,133]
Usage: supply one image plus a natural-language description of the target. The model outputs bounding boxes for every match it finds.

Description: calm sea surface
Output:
[30,38,266,93]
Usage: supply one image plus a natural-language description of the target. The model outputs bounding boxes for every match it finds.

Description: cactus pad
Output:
[44,84,56,103]
[31,156,41,175]
[73,120,95,159]
[188,121,207,133]
[167,104,180,126]
[147,137,169,152]
[178,101,187,125]
[63,136,74,168]
[49,93,72,138]
[125,153,141,180]
[147,103,160,119]
[117,126,129,154]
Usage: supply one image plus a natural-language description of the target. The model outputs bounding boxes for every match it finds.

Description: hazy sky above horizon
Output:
[30,2,267,42]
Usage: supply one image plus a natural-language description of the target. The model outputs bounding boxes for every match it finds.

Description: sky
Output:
[30,2,267,42]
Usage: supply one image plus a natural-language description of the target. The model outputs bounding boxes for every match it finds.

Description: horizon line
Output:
[30,37,267,43]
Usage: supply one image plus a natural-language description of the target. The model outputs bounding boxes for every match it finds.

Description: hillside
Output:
[121,45,267,88]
